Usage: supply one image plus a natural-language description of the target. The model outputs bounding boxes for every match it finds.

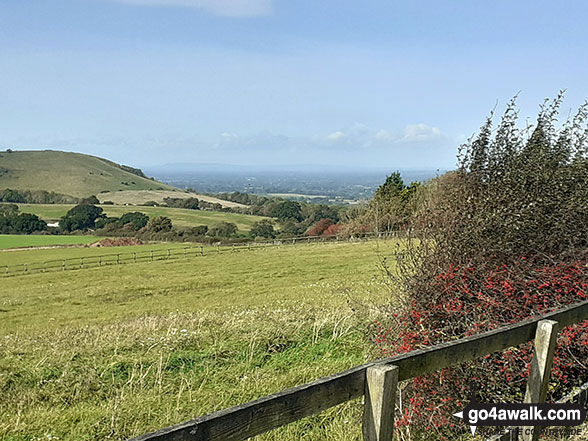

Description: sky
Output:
[1,0,588,169]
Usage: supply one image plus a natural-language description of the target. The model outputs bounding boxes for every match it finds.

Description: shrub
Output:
[145,216,172,233]
[249,219,275,239]
[119,212,149,230]
[208,222,238,238]
[306,218,333,236]
[377,94,588,437]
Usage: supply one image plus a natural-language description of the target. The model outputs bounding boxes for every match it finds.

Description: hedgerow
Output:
[377,93,588,438]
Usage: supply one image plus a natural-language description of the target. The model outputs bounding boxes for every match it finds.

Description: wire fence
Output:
[0,231,399,278]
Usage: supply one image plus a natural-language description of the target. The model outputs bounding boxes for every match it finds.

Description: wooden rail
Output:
[129,300,588,441]
[0,231,395,277]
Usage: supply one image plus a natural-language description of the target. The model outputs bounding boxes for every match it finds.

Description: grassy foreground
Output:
[0,240,397,441]
[18,204,268,231]
[0,234,97,250]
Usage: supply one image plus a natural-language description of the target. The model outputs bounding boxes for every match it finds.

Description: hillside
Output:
[0,150,176,198]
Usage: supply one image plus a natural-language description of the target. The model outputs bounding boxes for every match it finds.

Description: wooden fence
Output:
[128,300,588,441]
[0,232,394,277]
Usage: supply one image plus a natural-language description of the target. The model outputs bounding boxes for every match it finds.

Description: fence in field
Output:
[129,299,588,441]
[0,231,398,277]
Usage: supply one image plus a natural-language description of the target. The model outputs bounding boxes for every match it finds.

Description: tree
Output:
[375,172,404,199]
[271,201,302,221]
[0,203,19,216]
[12,213,47,234]
[208,222,238,238]
[119,212,149,230]
[278,220,302,237]
[146,216,173,233]
[249,219,275,238]
[60,204,104,231]
[0,207,46,234]
[80,195,100,205]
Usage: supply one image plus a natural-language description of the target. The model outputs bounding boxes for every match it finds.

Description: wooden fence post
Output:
[521,319,559,441]
[363,364,398,441]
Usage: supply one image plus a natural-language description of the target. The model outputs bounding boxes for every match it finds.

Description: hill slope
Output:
[0,150,176,198]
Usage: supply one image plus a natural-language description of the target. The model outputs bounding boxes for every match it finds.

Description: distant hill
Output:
[0,150,176,198]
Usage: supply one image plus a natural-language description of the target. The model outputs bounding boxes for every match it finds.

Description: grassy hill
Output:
[0,150,176,198]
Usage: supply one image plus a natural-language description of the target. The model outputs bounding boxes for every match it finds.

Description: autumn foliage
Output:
[376,94,588,438]
[307,218,342,236]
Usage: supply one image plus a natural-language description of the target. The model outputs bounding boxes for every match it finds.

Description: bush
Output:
[145,216,172,233]
[119,212,149,230]
[249,219,275,239]
[377,94,588,437]
[306,218,333,236]
[208,222,238,238]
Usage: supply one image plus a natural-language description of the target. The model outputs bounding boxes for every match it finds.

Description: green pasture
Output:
[0,242,199,267]
[0,240,401,441]
[0,234,97,250]
[18,203,269,231]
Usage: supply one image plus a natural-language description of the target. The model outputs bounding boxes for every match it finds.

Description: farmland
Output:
[17,203,269,231]
[0,240,397,441]
[0,234,97,250]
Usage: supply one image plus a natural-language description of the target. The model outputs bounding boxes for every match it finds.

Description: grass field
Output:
[0,234,97,250]
[0,242,200,267]
[0,240,400,441]
[18,204,269,231]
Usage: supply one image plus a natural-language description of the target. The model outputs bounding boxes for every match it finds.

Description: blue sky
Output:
[1,0,587,169]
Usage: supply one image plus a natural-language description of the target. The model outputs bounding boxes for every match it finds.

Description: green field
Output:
[0,242,198,266]
[0,234,97,250]
[18,204,269,231]
[0,150,177,197]
[0,240,397,441]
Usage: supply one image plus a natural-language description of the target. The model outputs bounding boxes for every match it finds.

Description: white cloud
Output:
[327,131,346,140]
[111,0,272,17]
[401,123,442,143]
[375,129,393,140]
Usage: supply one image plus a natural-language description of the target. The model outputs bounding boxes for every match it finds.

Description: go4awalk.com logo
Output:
[453,398,586,436]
